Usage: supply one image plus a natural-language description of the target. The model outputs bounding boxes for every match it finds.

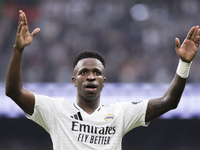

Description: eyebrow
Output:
[78,68,87,73]
[79,67,102,72]
[78,67,104,73]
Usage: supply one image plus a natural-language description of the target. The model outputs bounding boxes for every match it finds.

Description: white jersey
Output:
[26,94,149,150]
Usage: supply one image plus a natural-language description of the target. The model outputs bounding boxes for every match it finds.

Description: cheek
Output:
[99,78,105,87]
[76,77,84,86]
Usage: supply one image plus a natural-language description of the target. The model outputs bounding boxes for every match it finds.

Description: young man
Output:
[5,10,200,150]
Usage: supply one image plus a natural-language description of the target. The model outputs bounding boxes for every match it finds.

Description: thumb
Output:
[31,28,40,37]
[175,37,180,49]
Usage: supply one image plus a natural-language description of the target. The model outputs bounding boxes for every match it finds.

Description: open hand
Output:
[15,10,40,52]
[175,26,200,63]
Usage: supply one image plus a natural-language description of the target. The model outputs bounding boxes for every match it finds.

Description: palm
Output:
[15,10,40,51]
[16,25,32,48]
[175,26,200,63]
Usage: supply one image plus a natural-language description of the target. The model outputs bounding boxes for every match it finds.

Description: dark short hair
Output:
[73,51,106,69]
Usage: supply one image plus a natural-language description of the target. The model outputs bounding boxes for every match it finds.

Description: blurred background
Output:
[0,0,200,83]
[0,0,200,149]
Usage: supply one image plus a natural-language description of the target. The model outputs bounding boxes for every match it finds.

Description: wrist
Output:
[13,45,24,53]
[176,59,192,78]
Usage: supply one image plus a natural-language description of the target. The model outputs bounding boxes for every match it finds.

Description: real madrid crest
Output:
[104,114,114,121]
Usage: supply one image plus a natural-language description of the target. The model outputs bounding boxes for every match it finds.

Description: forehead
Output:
[74,58,104,72]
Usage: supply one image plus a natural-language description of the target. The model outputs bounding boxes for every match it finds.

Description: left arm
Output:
[145,26,200,122]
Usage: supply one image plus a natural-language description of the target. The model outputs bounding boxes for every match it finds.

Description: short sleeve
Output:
[122,99,149,134]
[25,93,57,132]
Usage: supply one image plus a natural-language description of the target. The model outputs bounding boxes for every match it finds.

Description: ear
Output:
[103,77,106,87]
[72,76,77,87]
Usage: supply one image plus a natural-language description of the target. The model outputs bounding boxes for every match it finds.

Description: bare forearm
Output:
[162,74,186,109]
[163,74,187,109]
[146,74,187,122]
[5,46,24,98]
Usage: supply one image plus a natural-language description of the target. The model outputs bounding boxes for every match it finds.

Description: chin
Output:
[84,94,100,102]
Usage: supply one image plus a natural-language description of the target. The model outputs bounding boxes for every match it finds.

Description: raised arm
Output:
[5,10,40,115]
[145,26,200,122]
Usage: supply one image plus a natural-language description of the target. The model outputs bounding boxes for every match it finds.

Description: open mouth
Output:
[85,84,97,92]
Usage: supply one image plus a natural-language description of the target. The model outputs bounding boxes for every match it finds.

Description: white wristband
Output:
[176,59,192,78]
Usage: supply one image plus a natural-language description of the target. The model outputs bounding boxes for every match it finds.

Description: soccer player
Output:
[5,10,200,150]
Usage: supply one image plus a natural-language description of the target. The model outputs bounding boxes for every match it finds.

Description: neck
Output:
[76,97,100,114]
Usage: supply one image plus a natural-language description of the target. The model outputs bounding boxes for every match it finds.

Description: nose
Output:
[87,72,95,81]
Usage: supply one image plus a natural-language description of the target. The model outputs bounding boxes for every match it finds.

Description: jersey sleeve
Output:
[121,99,149,135]
[25,93,60,132]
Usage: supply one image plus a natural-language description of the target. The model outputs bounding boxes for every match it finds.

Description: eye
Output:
[80,70,87,75]
[95,71,101,76]
[81,71,86,75]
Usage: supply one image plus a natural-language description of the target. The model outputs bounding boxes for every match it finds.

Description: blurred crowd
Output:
[0,0,200,83]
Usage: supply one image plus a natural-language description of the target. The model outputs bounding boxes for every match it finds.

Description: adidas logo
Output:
[70,112,83,121]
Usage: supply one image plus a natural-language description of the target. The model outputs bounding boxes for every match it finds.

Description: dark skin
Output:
[5,10,200,124]
[72,58,106,114]
[146,25,200,122]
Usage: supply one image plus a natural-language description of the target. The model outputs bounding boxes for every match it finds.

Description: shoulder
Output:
[104,100,149,112]
[102,101,133,112]
[34,93,70,110]
[107,100,147,108]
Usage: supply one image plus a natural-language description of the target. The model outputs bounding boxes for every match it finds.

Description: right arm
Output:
[5,10,40,115]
